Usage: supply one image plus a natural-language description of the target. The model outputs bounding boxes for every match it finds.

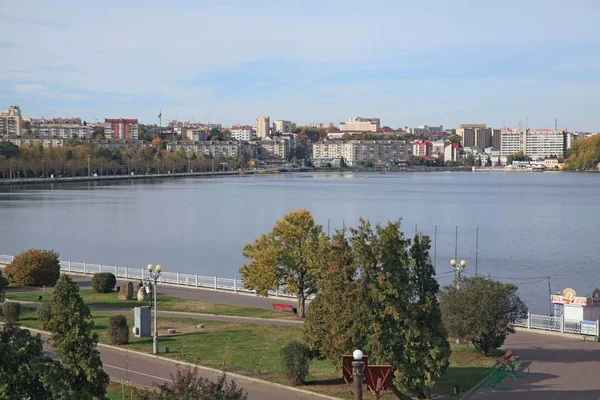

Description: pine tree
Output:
[49,275,109,399]
[398,234,450,399]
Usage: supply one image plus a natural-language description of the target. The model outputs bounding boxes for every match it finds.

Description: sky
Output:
[1,0,599,131]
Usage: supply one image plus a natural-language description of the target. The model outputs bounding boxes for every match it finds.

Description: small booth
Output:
[552,287,600,323]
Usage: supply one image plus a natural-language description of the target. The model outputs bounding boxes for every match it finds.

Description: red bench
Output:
[497,350,517,366]
[273,303,297,314]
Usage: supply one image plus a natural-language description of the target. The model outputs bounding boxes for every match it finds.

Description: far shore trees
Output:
[240,209,330,318]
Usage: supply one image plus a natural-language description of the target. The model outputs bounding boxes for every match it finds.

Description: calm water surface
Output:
[1,172,599,313]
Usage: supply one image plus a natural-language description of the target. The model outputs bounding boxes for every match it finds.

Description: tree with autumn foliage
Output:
[240,209,330,318]
[304,220,450,399]
[5,249,60,286]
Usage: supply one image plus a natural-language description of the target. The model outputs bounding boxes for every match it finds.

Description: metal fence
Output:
[515,312,600,338]
[0,254,296,298]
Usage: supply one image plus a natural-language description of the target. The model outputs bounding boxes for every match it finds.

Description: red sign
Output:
[342,355,368,384]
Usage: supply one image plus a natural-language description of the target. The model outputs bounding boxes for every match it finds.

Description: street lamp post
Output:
[450,259,467,290]
[352,349,364,400]
[147,264,163,355]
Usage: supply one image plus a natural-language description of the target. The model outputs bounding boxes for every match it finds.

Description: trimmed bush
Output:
[107,315,129,345]
[92,273,117,293]
[37,302,52,330]
[280,340,310,385]
[5,249,60,286]
[3,302,21,324]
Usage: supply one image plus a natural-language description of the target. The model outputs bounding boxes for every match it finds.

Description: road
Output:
[468,330,600,399]
[35,331,336,400]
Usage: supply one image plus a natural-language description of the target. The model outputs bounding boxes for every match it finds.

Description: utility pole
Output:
[475,227,479,276]
[454,226,458,260]
[548,277,553,316]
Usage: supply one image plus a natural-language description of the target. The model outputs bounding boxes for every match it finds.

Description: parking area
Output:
[468,330,600,399]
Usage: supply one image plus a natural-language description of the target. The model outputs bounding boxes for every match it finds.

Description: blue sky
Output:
[1,0,599,130]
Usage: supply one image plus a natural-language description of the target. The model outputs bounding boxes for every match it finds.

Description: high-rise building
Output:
[256,117,270,138]
[456,124,492,148]
[491,129,502,151]
[230,125,253,141]
[1,105,23,136]
[339,117,380,132]
[104,119,139,140]
[500,129,569,160]
[273,120,292,134]
[404,125,444,135]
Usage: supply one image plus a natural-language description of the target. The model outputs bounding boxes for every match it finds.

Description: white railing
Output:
[1,254,296,299]
[517,312,600,338]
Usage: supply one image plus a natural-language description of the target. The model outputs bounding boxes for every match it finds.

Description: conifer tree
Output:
[49,275,109,399]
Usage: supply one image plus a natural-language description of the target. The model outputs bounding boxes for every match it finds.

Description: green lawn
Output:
[5,288,298,320]
[15,306,496,399]
[106,381,150,400]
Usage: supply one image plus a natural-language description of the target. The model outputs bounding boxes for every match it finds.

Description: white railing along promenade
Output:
[513,312,600,339]
[0,254,295,299]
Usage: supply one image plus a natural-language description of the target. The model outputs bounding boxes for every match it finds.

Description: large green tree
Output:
[0,270,8,303]
[566,134,600,170]
[440,277,527,356]
[240,209,330,318]
[0,325,71,399]
[304,220,450,399]
[49,275,109,399]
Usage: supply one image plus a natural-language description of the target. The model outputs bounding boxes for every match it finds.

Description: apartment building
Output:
[404,125,444,135]
[259,137,289,159]
[1,105,23,136]
[105,119,139,140]
[230,125,253,141]
[256,116,270,138]
[339,117,380,132]
[525,129,568,160]
[273,120,292,134]
[500,129,523,157]
[456,124,492,148]
[3,136,64,148]
[491,129,502,151]
[308,123,324,129]
[500,129,569,159]
[412,140,433,157]
[444,142,461,162]
[166,141,254,158]
[31,123,92,139]
[312,140,409,165]
[431,140,446,157]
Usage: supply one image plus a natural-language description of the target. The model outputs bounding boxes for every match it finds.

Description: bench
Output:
[272,303,297,314]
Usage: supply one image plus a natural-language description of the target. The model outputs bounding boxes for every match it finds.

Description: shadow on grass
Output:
[305,377,345,387]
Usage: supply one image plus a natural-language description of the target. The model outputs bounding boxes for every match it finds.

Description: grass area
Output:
[106,381,151,400]
[5,288,298,320]
[15,306,497,399]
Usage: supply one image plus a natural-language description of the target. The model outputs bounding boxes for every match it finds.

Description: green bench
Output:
[483,350,529,390]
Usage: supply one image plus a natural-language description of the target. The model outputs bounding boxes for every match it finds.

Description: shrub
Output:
[5,249,60,286]
[92,273,117,293]
[37,303,52,330]
[280,340,310,385]
[3,302,21,324]
[107,315,129,345]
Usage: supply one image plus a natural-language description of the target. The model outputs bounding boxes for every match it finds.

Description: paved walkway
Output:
[468,330,600,399]
[34,330,335,400]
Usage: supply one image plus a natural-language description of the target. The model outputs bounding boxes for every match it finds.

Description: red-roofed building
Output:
[412,140,432,157]
[104,118,138,140]
[444,142,462,162]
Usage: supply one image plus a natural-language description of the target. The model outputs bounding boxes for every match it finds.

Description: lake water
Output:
[1,172,599,314]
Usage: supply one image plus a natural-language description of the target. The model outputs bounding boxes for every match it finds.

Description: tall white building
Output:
[230,125,253,141]
[404,125,444,135]
[339,117,380,132]
[500,129,568,159]
[256,116,270,138]
[312,140,409,165]
[273,120,292,134]
[1,105,23,136]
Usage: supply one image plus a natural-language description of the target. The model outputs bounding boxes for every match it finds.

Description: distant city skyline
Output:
[1,1,599,131]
